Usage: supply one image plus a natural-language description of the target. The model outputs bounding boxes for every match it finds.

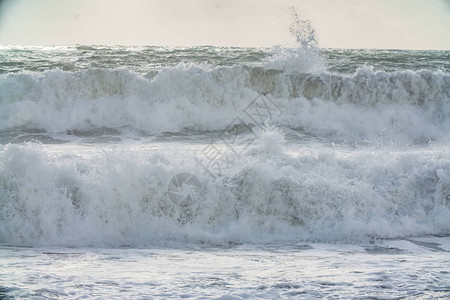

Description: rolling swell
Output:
[0,65,449,143]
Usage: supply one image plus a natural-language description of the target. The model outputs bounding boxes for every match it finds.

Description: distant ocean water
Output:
[0,45,449,298]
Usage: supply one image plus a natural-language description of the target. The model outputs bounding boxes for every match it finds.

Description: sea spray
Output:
[262,7,325,73]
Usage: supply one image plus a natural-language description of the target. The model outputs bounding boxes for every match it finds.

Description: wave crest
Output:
[1,142,449,246]
[0,65,449,143]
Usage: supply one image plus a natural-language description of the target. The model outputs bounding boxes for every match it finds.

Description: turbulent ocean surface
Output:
[1,44,449,298]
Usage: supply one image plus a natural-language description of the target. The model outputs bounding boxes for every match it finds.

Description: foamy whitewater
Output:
[1,42,449,298]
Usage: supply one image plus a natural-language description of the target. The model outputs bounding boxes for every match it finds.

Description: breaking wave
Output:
[0,138,449,247]
[0,64,449,144]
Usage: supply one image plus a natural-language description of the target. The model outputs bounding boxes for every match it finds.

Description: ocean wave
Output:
[0,65,449,143]
[0,138,449,246]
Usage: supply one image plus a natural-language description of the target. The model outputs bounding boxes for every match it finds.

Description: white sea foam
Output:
[0,65,448,144]
[1,138,449,247]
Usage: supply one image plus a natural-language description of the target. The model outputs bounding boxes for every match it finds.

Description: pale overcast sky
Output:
[0,0,449,49]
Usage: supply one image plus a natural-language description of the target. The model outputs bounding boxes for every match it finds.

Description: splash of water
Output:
[262,7,324,73]
[288,6,318,50]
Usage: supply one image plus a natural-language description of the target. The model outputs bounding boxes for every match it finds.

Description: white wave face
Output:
[0,65,449,144]
[0,65,253,133]
[1,134,449,247]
